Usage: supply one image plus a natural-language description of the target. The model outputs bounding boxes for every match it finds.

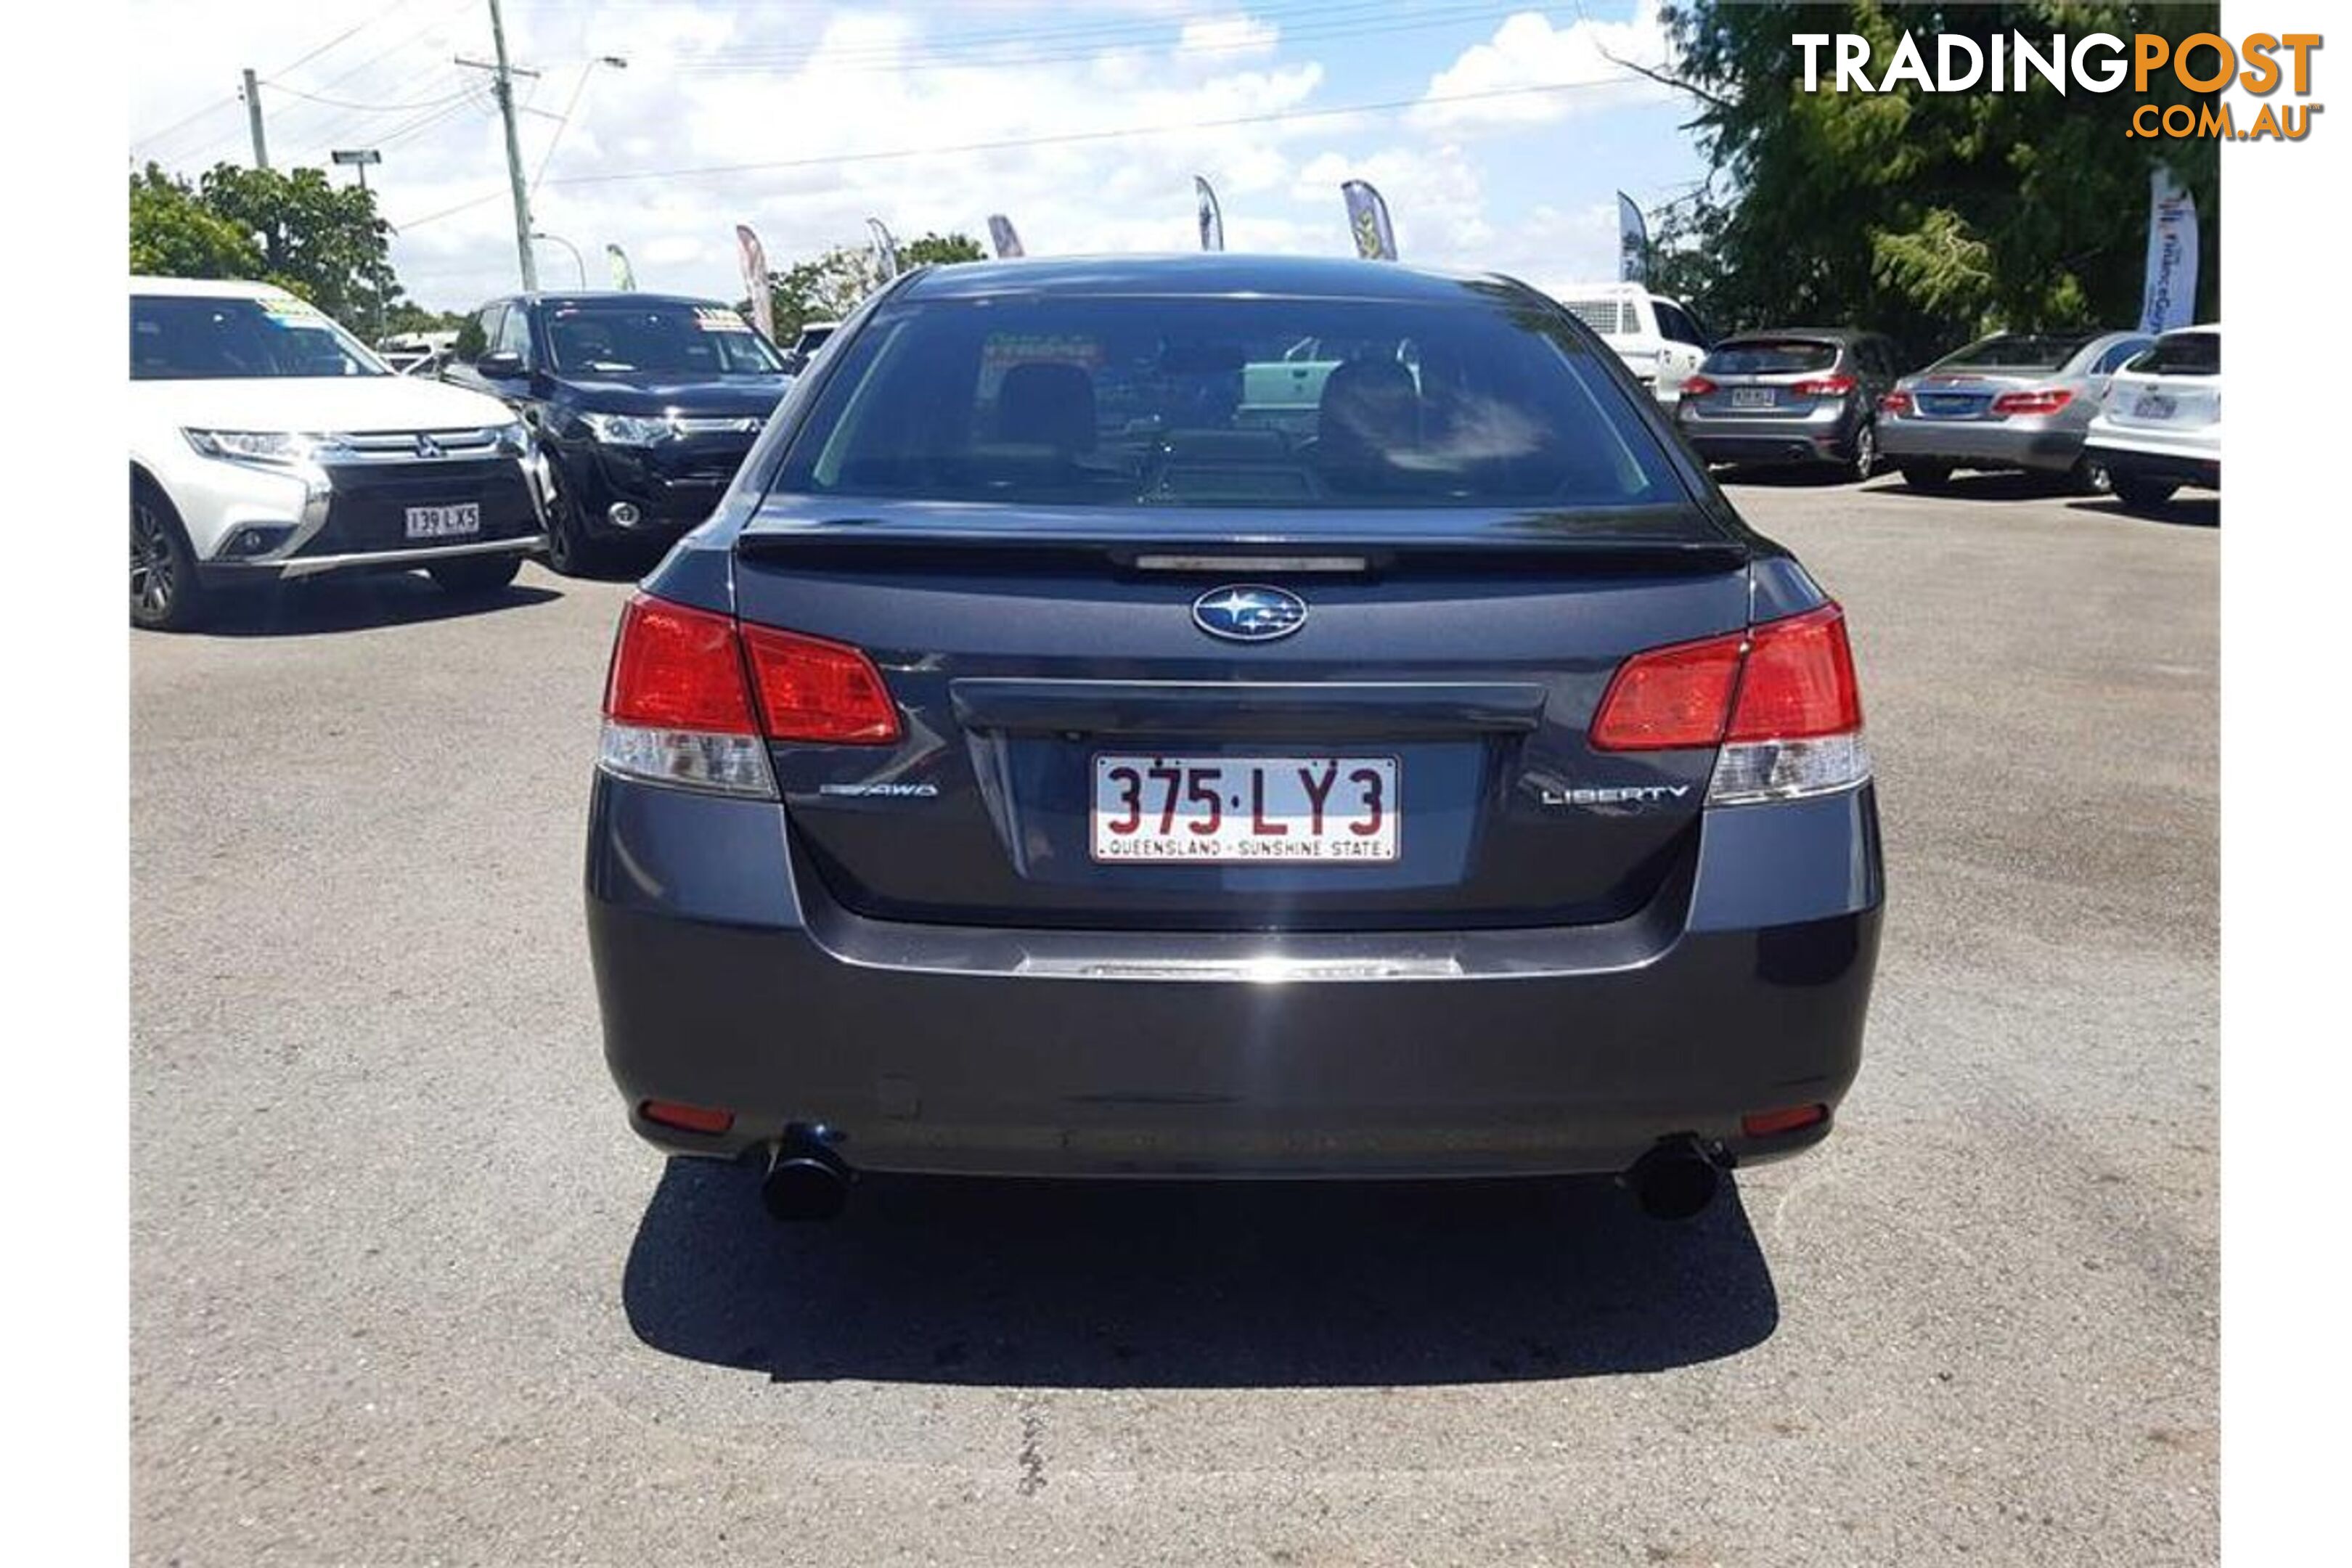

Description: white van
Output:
[1556,283,1712,404]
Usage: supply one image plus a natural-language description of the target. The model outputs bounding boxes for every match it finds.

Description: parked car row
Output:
[1659,317,2219,515]
[127,277,793,629]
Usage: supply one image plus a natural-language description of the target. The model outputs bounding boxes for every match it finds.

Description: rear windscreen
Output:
[772,292,1681,509]
[1702,340,1839,375]
[2132,332,2219,375]
[1938,333,2098,372]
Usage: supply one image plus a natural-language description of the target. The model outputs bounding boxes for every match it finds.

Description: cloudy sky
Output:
[128,0,1702,314]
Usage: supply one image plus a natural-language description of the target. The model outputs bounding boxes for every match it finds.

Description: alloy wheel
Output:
[131,500,176,621]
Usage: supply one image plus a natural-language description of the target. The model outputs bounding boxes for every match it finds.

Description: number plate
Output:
[2133,393,2176,420]
[1730,387,1776,409]
[404,502,481,539]
[1092,755,1399,863]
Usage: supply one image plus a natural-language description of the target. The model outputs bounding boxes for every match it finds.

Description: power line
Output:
[131,94,240,152]
[258,81,471,113]
[396,71,1653,227]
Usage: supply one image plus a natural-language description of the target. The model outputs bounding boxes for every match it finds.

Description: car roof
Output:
[128,276,295,300]
[2157,322,2221,335]
[1720,326,1871,342]
[896,253,1513,303]
[515,291,737,310]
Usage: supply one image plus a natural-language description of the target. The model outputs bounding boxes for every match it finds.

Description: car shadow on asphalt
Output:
[621,1158,1779,1388]
[2065,496,2220,529]
[191,573,564,637]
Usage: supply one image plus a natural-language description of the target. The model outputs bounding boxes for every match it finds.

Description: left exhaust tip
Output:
[761,1146,849,1222]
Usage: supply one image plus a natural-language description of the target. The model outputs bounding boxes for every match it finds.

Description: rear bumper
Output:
[1878,417,2082,472]
[586,772,1884,1179]
[1681,407,1861,466]
[2083,434,2221,490]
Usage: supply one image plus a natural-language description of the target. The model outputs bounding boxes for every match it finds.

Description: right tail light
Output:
[1590,603,1870,804]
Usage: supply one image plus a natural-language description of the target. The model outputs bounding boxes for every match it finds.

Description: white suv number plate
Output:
[404,502,481,539]
[1092,755,1398,863]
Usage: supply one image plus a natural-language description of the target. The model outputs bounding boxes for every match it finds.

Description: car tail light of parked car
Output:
[600,593,899,795]
[1790,374,1857,396]
[1879,391,1914,416]
[1990,388,2075,417]
[1591,603,1868,804]
[1678,373,1718,399]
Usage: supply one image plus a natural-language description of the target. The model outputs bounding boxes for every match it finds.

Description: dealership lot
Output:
[131,476,2216,1566]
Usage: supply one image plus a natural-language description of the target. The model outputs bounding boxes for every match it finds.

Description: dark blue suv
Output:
[444,293,791,574]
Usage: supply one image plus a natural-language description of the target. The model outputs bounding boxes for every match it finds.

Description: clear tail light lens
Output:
[1588,603,1870,806]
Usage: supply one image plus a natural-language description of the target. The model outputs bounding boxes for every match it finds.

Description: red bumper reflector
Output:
[1741,1103,1829,1138]
[640,1099,736,1135]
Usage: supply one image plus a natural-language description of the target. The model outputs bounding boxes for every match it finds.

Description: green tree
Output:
[901,230,987,266]
[128,164,262,279]
[195,163,400,327]
[1649,2,2220,359]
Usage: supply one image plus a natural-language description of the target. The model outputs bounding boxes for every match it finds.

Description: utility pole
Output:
[240,68,269,169]
[457,0,539,292]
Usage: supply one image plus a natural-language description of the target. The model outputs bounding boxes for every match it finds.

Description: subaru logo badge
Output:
[1192,584,1307,643]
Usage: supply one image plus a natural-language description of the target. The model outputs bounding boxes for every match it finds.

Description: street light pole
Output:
[532,232,587,290]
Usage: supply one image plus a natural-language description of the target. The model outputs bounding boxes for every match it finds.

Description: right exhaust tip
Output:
[1626,1139,1723,1222]
[761,1150,849,1222]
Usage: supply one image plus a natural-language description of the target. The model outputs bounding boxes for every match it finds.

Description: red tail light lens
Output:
[1741,1103,1828,1138]
[605,595,756,733]
[1680,373,1718,398]
[743,625,901,744]
[1792,373,1856,396]
[1879,391,1914,416]
[1990,387,2073,417]
[1726,604,1863,740]
[1589,629,1747,751]
[1591,604,1863,750]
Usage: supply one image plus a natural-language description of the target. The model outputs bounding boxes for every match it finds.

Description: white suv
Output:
[1556,283,1712,404]
[2081,324,2221,514]
[129,277,547,630]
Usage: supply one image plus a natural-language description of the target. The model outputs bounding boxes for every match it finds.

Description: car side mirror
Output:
[476,351,526,378]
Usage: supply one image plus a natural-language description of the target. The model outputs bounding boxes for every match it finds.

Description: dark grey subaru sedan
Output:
[585,255,1882,1222]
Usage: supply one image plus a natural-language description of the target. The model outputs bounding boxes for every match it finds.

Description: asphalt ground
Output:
[131,471,2218,1567]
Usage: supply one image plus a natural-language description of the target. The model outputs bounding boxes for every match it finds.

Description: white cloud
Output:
[126,0,1704,314]
[1409,2,1675,133]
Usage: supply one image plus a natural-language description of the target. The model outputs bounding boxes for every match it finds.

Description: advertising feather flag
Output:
[1340,180,1396,261]
[987,214,1026,258]
[867,217,902,282]
[2139,167,2199,332]
[1195,177,1224,253]
[735,224,773,340]
[1617,192,1649,284]
[605,243,637,291]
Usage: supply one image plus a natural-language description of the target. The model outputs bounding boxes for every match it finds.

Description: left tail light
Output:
[600,592,899,796]
[1879,391,1914,416]
[1680,373,1718,398]
[1589,603,1870,805]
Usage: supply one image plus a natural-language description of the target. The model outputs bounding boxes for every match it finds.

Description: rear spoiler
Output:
[735,510,1752,576]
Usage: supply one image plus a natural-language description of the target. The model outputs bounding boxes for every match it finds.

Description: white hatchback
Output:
[129,277,547,630]
[2083,324,2221,513]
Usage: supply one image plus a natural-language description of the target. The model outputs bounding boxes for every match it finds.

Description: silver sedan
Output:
[1878,330,2154,490]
